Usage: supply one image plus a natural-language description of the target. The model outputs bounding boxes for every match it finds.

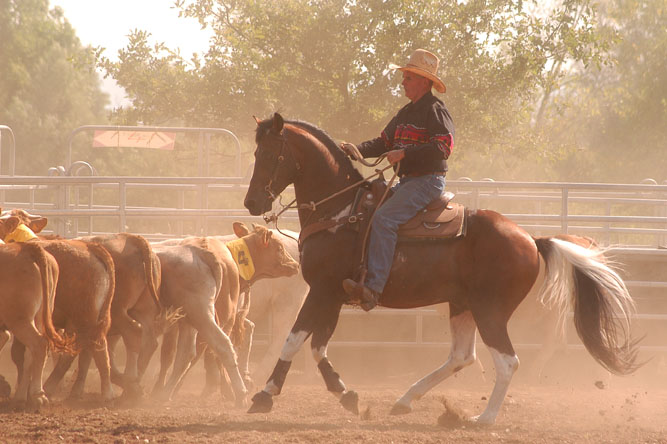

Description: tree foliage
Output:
[545,0,666,183]
[0,0,108,175]
[100,0,616,180]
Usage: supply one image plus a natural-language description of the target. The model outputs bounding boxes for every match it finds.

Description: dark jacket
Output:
[356,91,454,176]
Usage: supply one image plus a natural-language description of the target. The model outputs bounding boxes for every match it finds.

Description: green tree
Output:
[0,0,109,175]
[100,0,614,179]
[547,0,667,183]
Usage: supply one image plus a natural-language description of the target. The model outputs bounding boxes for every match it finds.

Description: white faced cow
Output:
[150,222,299,406]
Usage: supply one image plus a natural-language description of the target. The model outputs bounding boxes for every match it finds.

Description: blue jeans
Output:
[365,174,446,293]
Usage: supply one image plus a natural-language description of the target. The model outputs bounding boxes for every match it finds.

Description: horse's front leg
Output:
[247,289,342,414]
[306,297,359,414]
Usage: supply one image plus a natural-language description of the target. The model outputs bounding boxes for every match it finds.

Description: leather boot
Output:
[342,279,380,312]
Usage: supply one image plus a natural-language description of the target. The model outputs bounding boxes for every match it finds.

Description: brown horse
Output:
[243,113,640,424]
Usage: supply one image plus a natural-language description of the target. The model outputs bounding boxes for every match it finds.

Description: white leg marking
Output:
[279,330,309,361]
[311,344,327,363]
[395,311,477,409]
[476,347,519,425]
[265,380,281,396]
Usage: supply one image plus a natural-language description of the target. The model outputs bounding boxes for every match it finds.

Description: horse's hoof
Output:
[471,414,495,426]
[340,390,359,415]
[390,402,412,415]
[247,391,273,414]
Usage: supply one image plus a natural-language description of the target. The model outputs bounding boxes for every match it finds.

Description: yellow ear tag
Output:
[4,223,37,243]
[226,238,255,281]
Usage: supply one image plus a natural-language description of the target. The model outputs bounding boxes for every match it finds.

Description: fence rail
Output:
[2,175,666,355]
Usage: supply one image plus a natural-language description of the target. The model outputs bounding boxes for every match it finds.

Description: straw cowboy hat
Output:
[389,49,446,93]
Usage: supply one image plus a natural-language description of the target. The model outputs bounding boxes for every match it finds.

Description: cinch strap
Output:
[226,238,255,281]
[4,223,37,243]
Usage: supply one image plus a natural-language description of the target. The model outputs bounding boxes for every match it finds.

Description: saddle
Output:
[358,178,466,240]
[297,177,466,248]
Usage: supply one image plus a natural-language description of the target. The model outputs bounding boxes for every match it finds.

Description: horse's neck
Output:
[291,136,361,225]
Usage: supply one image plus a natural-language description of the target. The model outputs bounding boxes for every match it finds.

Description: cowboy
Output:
[341,48,455,311]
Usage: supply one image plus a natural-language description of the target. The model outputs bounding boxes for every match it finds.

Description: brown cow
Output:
[0,215,70,405]
[76,233,162,396]
[150,223,299,406]
[2,211,117,401]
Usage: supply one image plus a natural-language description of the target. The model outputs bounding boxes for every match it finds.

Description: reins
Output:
[263,150,399,246]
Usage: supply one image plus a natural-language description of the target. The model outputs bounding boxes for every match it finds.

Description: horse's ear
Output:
[272,113,284,134]
[253,115,261,126]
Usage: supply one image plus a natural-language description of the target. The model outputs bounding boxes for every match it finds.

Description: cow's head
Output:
[0,209,48,234]
[233,221,299,281]
[0,215,21,242]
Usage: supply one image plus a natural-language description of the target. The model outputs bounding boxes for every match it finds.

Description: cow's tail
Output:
[30,243,75,354]
[130,234,162,310]
[87,242,116,351]
[534,237,641,375]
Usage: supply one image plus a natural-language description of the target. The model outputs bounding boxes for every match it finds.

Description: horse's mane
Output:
[256,117,347,162]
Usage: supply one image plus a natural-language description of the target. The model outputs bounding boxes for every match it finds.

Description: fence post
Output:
[561,187,569,233]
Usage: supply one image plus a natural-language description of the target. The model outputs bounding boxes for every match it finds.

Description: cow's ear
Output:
[0,216,20,237]
[233,221,250,238]
[28,217,48,234]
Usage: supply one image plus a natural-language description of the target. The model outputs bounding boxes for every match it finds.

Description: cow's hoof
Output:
[340,390,359,415]
[390,402,412,415]
[235,392,248,409]
[0,375,11,398]
[247,391,273,413]
[28,392,49,409]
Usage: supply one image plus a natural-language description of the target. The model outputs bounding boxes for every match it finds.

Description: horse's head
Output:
[245,113,300,216]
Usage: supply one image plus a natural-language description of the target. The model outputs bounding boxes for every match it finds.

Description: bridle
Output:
[257,127,396,239]
[263,131,298,203]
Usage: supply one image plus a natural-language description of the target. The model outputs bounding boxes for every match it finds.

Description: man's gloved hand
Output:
[340,142,357,159]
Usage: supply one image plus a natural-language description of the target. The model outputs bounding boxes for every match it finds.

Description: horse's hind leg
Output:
[474,317,520,425]
[391,307,477,415]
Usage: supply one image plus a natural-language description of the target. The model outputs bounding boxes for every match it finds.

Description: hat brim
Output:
[389,63,446,93]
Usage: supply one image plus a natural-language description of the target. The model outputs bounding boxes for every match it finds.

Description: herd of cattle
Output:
[0,208,308,408]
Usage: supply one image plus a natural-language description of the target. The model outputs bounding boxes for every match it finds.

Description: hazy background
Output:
[1,0,665,182]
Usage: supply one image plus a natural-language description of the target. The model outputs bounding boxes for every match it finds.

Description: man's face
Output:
[401,71,431,103]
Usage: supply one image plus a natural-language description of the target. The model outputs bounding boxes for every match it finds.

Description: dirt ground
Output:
[1,351,667,444]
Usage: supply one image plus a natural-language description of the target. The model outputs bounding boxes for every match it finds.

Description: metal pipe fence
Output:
[2,176,666,355]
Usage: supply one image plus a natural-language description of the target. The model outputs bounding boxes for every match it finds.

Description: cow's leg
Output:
[10,323,48,405]
[44,352,76,397]
[236,318,255,388]
[11,338,25,391]
[0,331,10,398]
[161,321,197,401]
[391,307,478,415]
[0,330,9,352]
[152,323,178,397]
[199,347,223,399]
[134,307,160,380]
[90,336,114,401]
[69,349,92,399]
[172,336,206,397]
[106,309,142,391]
[248,290,334,414]
[194,313,247,408]
[253,292,304,383]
